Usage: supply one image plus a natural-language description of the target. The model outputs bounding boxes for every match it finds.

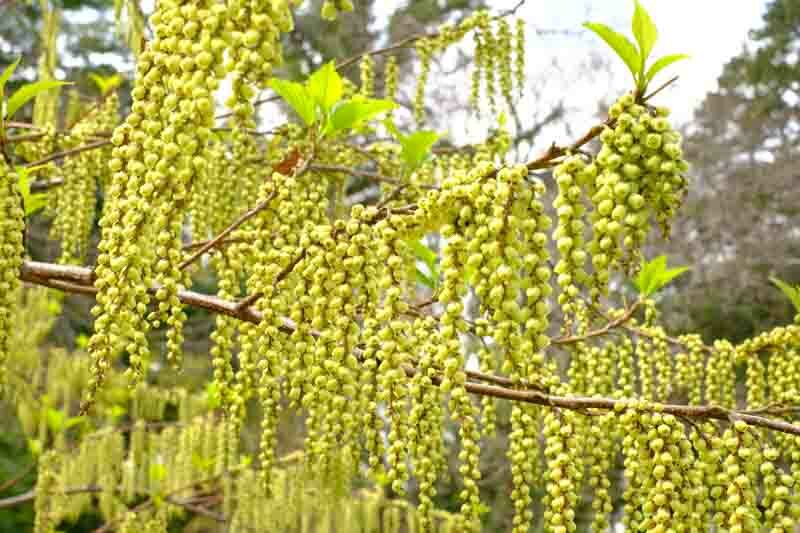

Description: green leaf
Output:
[416,267,436,289]
[268,78,316,126]
[583,22,641,84]
[409,240,437,271]
[0,57,21,104]
[382,117,402,139]
[632,0,658,70]
[656,265,690,290]
[28,438,42,458]
[89,73,123,96]
[399,130,440,170]
[25,194,48,216]
[206,382,221,410]
[464,265,477,285]
[0,58,21,137]
[633,255,689,297]
[770,277,800,312]
[644,53,689,86]
[16,166,48,217]
[108,404,127,421]
[409,239,439,289]
[65,415,86,430]
[5,80,70,120]
[326,98,396,136]
[149,463,167,483]
[306,61,343,113]
[633,256,659,295]
[76,334,89,349]
[45,408,66,433]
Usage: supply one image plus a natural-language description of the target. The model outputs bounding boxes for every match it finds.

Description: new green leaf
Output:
[0,57,21,105]
[45,408,66,433]
[269,78,316,126]
[16,166,48,216]
[149,463,167,483]
[632,0,658,69]
[416,267,436,289]
[5,80,70,120]
[89,73,123,96]
[644,54,689,85]
[410,239,439,289]
[399,130,439,170]
[583,22,641,84]
[770,277,800,312]
[306,61,343,113]
[326,98,395,136]
[633,255,689,297]
[206,382,221,410]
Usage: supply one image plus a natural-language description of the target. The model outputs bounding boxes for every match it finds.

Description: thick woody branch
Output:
[0,485,102,510]
[17,260,800,437]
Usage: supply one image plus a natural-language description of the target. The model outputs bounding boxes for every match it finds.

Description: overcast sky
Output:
[359,0,768,152]
[391,0,768,124]
[62,0,769,148]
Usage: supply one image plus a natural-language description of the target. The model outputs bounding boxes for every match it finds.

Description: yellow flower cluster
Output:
[0,162,24,387]
[50,93,119,264]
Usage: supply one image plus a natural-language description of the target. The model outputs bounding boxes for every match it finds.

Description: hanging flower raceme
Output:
[0,162,25,388]
[85,0,300,411]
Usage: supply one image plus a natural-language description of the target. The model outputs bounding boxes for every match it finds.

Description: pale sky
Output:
[57,0,768,149]
[365,0,769,153]
[388,0,768,124]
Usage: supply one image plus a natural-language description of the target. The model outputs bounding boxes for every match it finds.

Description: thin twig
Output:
[24,139,110,169]
[4,132,46,144]
[180,153,313,271]
[29,177,65,193]
[552,301,641,345]
[182,237,251,252]
[641,75,680,102]
[179,191,276,270]
[234,249,307,311]
[501,0,527,16]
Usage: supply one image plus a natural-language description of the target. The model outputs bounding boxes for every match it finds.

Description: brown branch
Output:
[455,380,800,436]
[165,495,226,523]
[552,301,641,345]
[182,237,251,252]
[179,191,276,270]
[17,259,800,437]
[29,177,64,193]
[234,249,306,311]
[5,132,47,144]
[0,485,102,509]
[5,121,41,131]
[312,164,396,185]
[94,475,226,533]
[20,260,270,329]
[641,75,680,102]
[500,0,527,16]
[24,139,110,169]
[180,153,313,271]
